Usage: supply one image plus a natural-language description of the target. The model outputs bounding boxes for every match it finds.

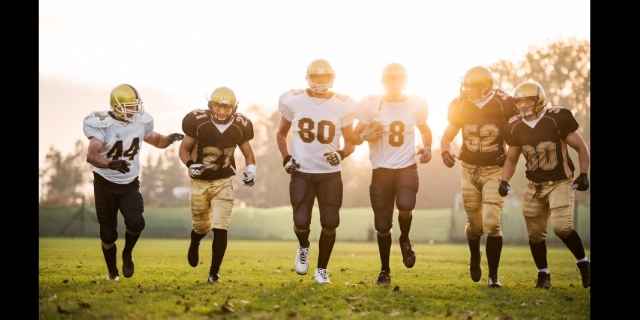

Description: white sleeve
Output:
[278,92,294,121]
[415,98,428,124]
[341,97,358,128]
[356,97,374,124]
[139,112,154,136]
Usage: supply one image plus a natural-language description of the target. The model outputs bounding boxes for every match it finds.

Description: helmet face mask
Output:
[382,63,407,96]
[306,59,335,95]
[208,87,238,124]
[460,66,494,104]
[110,84,143,122]
[209,102,236,124]
[513,80,547,120]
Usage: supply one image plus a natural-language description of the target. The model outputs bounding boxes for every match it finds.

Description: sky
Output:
[39,0,589,164]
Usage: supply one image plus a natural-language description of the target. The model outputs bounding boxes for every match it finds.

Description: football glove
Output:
[188,163,206,179]
[416,147,432,164]
[323,151,342,166]
[572,173,589,191]
[360,121,384,143]
[283,155,300,174]
[167,133,184,144]
[498,180,511,197]
[242,164,256,186]
[108,160,130,173]
[441,150,456,168]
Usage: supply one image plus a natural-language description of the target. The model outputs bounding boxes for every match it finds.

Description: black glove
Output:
[573,173,589,191]
[498,180,511,197]
[108,160,130,173]
[323,151,342,166]
[283,155,300,174]
[167,133,184,144]
[441,150,456,168]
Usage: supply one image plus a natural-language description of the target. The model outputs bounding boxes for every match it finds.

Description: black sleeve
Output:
[447,98,463,127]
[555,108,579,139]
[182,112,197,137]
[503,123,520,146]
[235,114,254,144]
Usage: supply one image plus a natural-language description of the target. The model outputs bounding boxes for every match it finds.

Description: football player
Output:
[440,66,518,288]
[500,81,590,289]
[179,86,256,284]
[276,59,359,284]
[353,63,432,285]
[83,84,184,281]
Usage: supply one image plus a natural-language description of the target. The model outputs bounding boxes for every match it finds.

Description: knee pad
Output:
[553,225,574,240]
[319,206,340,230]
[528,232,547,244]
[193,220,212,235]
[377,230,391,237]
[126,216,146,234]
[465,223,483,240]
[396,188,417,212]
[100,228,117,245]
[374,218,392,234]
[321,227,336,237]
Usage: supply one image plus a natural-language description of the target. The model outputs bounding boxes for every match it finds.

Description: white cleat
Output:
[314,268,331,284]
[295,247,310,275]
[106,274,120,282]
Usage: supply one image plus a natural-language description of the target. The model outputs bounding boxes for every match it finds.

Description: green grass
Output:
[39,238,590,319]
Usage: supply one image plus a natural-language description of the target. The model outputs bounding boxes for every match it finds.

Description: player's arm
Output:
[86,137,130,173]
[501,146,521,182]
[416,119,433,163]
[340,126,358,157]
[143,131,184,149]
[565,131,590,175]
[238,141,256,166]
[276,116,292,161]
[179,135,197,166]
[440,124,460,167]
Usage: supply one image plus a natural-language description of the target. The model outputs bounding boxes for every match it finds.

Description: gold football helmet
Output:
[208,86,238,124]
[513,80,547,118]
[460,66,494,103]
[110,84,143,122]
[382,63,407,96]
[306,59,335,94]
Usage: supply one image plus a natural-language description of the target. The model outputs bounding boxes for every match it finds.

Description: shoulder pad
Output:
[83,111,114,128]
[135,111,153,124]
[281,89,304,99]
[546,106,569,114]
[508,115,521,124]
[334,93,354,103]
[187,109,209,120]
[233,112,252,127]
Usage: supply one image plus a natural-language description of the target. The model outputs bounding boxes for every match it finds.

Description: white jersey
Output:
[82,111,154,184]
[357,95,428,169]
[279,89,357,173]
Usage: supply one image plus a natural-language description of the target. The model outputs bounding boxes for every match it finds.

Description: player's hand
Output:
[188,163,206,178]
[417,147,432,164]
[283,155,300,174]
[323,151,342,166]
[242,164,256,187]
[441,150,456,168]
[108,160,130,173]
[167,133,184,144]
[498,180,511,197]
[572,173,589,191]
[361,121,384,143]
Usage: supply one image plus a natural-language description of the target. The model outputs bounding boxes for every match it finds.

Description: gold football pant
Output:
[523,179,575,243]
[461,161,504,239]
[191,177,234,234]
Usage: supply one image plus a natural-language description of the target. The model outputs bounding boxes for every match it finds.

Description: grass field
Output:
[39,238,590,319]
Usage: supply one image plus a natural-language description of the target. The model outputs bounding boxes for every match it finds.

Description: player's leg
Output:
[523,184,551,289]
[93,174,120,280]
[480,168,505,287]
[396,165,419,269]
[548,181,590,288]
[118,179,146,278]
[189,179,214,267]
[315,172,343,284]
[290,172,316,275]
[370,168,395,285]
[208,177,234,283]
[461,164,483,282]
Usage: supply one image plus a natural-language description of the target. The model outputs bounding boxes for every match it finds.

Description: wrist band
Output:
[186,160,194,168]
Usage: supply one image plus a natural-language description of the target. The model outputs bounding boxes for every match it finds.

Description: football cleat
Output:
[208,273,219,284]
[106,272,120,281]
[314,268,331,284]
[470,254,482,282]
[535,272,551,289]
[577,260,590,288]
[295,247,310,275]
[399,238,416,268]
[376,271,391,286]
[488,277,502,288]
[122,252,134,278]
[188,239,200,267]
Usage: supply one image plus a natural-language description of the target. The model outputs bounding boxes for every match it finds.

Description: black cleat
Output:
[488,277,502,288]
[470,254,481,282]
[376,271,391,286]
[399,238,416,268]
[577,260,590,288]
[535,272,551,289]
[208,273,219,284]
[122,251,134,278]
[107,270,120,281]
[188,240,200,267]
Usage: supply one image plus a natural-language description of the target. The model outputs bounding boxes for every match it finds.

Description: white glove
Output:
[189,163,206,178]
[242,164,256,186]
[323,151,342,166]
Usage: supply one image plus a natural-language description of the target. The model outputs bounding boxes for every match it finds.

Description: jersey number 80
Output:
[298,118,336,144]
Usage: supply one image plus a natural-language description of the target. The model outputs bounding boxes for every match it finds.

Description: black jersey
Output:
[448,90,518,166]
[505,107,579,183]
[182,110,254,181]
